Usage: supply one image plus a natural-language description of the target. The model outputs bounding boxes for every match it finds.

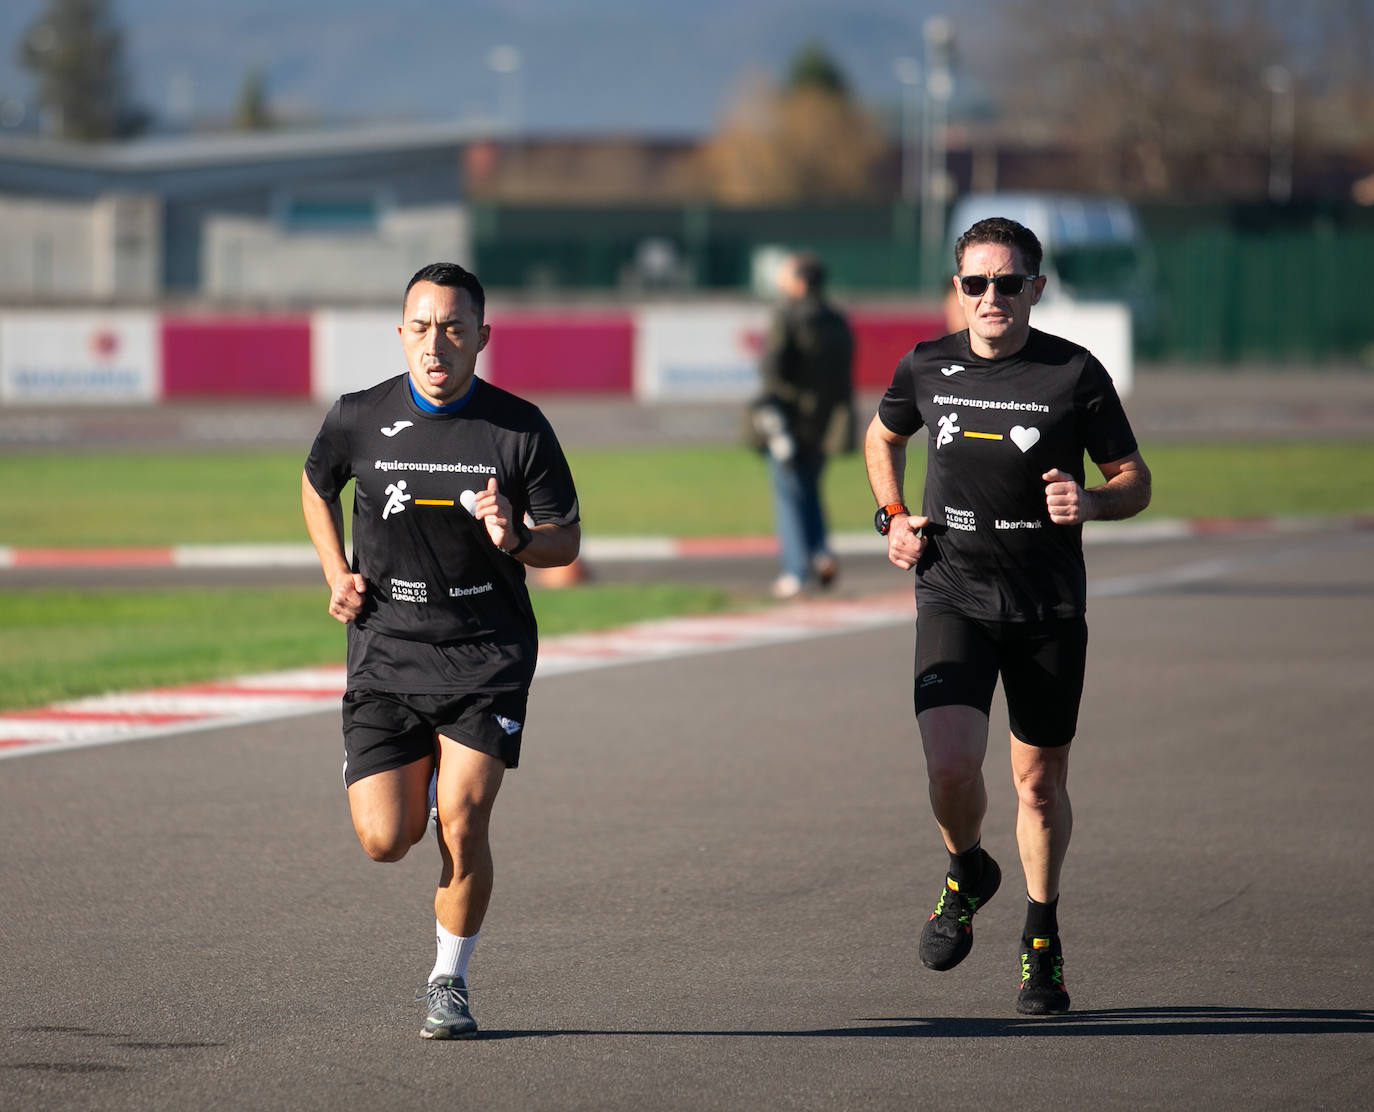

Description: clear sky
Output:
[0,0,975,135]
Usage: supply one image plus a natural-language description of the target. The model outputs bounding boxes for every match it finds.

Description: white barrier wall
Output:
[0,299,1133,406]
[633,304,771,402]
[311,310,406,402]
[1032,301,1133,396]
[0,311,160,403]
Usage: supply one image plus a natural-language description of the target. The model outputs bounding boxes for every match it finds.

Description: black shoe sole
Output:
[1016,993,1070,1016]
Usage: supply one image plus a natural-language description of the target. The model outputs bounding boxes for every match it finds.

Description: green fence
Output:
[1137,205,1374,365]
[471,201,936,293]
[470,200,1374,366]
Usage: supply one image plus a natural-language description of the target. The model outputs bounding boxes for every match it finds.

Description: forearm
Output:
[301,471,351,581]
[511,522,581,569]
[864,416,908,506]
[1088,459,1152,521]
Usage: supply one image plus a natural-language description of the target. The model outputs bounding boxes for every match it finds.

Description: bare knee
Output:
[1013,764,1069,815]
[356,819,427,863]
[436,808,491,876]
[927,748,984,794]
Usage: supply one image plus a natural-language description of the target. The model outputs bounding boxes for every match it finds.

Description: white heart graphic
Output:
[459,489,478,515]
[1010,426,1040,453]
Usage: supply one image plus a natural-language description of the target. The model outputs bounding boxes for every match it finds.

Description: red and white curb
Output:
[0,589,914,762]
[4,517,1354,570]
[4,516,1369,761]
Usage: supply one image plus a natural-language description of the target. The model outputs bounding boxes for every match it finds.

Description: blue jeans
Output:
[768,448,830,581]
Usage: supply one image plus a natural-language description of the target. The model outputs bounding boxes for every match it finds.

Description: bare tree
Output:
[699,47,887,204]
[988,0,1288,198]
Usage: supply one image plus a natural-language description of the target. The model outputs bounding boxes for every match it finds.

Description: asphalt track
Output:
[3,521,1373,1111]
[3,371,1374,1109]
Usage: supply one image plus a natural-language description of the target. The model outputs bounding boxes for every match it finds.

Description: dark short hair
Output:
[790,251,827,294]
[954,218,1044,276]
[402,262,486,321]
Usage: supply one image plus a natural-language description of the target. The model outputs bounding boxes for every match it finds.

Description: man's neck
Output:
[970,328,1031,362]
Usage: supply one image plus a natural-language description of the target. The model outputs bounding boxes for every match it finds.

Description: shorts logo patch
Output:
[492,714,522,736]
[919,671,943,689]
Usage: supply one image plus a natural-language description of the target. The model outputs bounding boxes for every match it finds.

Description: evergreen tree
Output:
[233,67,274,131]
[19,0,148,140]
[785,42,850,99]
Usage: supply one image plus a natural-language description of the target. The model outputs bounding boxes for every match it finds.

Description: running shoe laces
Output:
[1016,936,1070,1015]
[417,974,478,1039]
[918,850,1001,971]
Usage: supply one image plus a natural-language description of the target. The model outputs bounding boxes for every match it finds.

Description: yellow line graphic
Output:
[963,431,1004,440]
[414,499,455,506]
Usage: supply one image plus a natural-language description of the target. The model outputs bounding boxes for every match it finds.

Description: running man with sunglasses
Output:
[864,217,1151,1015]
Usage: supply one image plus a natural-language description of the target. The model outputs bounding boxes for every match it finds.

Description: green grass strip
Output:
[2,441,1372,546]
[0,582,735,712]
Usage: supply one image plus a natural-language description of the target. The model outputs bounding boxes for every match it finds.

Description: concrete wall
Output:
[202,204,469,301]
[0,193,161,301]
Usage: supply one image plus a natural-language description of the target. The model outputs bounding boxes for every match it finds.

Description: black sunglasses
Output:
[958,273,1039,297]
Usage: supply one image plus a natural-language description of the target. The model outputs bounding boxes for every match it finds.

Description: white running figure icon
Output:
[382,480,411,519]
[936,411,961,449]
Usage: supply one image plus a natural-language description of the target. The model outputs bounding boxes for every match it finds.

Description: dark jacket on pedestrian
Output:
[754,292,856,458]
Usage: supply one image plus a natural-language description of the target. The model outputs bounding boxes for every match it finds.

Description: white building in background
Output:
[0,121,484,305]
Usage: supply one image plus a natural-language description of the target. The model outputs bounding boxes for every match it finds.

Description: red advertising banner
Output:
[850,310,949,392]
[161,316,312,397]
[484,312,634,394]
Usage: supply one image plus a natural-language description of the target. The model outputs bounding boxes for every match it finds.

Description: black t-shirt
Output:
[877,328,1138,621]
[304,374,580,693]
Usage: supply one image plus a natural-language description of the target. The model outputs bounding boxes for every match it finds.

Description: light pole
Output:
[1264,64,1294,204]
[488,45,523,133]
[920,17,955,284]
[894,56,922,205]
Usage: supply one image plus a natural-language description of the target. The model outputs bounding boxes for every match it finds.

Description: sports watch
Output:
[505,521,533,556]
[874,502,908,536]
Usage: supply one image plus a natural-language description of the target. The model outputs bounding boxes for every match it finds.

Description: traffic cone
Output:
[536,557,589,589]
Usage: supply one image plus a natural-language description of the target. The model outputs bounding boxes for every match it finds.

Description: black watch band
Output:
[506,522,532,556]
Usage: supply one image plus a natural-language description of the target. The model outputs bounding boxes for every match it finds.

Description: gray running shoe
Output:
[417,975,478,1039]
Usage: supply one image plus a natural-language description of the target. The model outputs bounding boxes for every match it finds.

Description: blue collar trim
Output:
[408,375,477,414]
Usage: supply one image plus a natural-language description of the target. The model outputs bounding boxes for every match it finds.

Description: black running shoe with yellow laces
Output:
[918,850,1001,971]
[1016,935,1070,1015]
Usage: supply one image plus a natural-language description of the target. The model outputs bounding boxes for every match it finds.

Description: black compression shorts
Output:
[913,604,1088,747]
[340,688,529,786]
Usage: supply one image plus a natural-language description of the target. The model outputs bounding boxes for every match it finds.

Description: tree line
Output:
[16,0,1372,202]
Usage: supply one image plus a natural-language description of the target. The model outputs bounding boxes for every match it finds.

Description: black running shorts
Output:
[913,604,1088,748]
[341,688,529,786]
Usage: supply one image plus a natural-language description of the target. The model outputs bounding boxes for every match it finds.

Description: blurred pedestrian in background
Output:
[749,251,856,599]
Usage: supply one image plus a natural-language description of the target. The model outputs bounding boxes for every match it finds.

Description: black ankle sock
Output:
[1023,895,1059,940]
[947,841,985,885]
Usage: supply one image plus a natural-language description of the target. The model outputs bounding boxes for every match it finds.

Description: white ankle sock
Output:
[430,923,479,984]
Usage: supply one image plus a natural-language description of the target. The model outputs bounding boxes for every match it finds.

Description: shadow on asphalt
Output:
[470,1006,1374,1040]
